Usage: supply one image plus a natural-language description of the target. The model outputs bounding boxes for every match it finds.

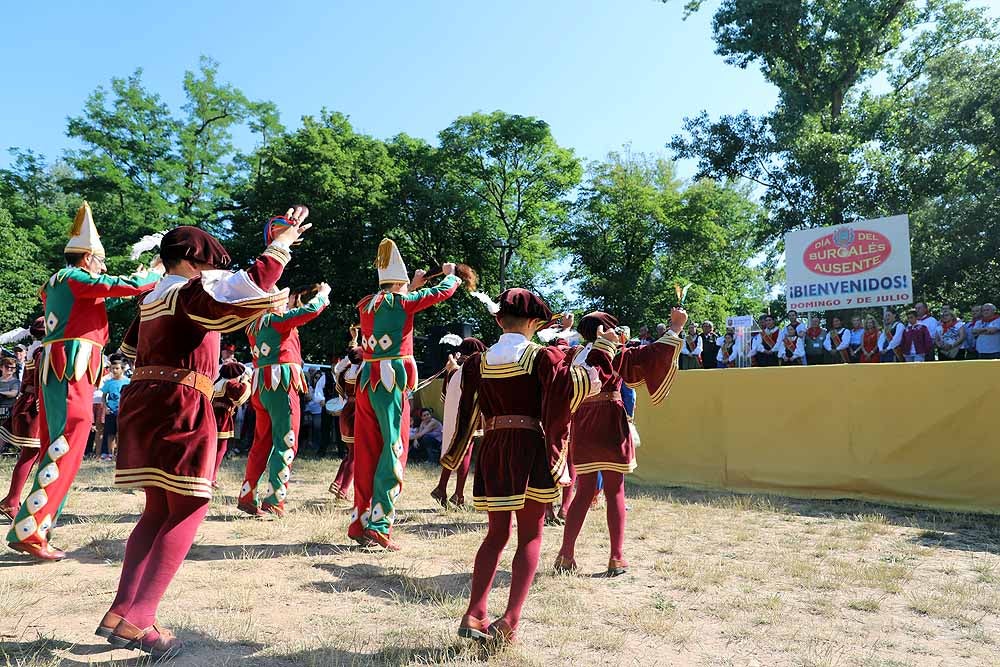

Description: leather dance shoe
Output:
[606,558,629,577]
[362,529,401,552]
[486,618,517,647]
[108,619,183,659]
[95,611,123,638]
[261,502,285,518]
[457,614,489,642]
[8,540,65,562]
[553,555,577,574]
[0,504,16,522]
[236,502,267,518]
[448,494,466,509]
[430,488,448,508]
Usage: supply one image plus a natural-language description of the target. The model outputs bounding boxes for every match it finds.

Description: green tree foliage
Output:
[559,149,767,328]
[0,201,49,330]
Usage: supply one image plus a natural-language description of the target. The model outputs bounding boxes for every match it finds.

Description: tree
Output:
[0,201,48,330]
[438,111,582,293]
[560,149,768,328]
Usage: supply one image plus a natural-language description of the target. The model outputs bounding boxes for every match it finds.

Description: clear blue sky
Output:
[2,0,783,175]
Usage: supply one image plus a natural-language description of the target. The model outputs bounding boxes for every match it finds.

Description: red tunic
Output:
[213,375,252,439]
[114,248,290,498]
[442,337,611,511]
[0,343,43,448]
[570,333,681,475]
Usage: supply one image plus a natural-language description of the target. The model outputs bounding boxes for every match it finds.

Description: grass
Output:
[1,456,1000,666]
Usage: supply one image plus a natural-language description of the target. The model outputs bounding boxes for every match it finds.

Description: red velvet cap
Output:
[578,311,619,342]
[219,361,246,379]
[497,288,552,322]
[346,346,363,365]
[221,343,236,352]
[160,226,231,269]
[458,337,487,356]
[30,317,45,339]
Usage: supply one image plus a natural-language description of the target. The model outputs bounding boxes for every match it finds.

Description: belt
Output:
[582,390,622,405]
[483,415,542,433]
[132,366,214,400]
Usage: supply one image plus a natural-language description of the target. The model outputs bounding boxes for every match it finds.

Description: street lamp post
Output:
[491,238,519,291]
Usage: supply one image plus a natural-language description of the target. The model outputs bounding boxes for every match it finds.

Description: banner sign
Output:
[784,215,912,312]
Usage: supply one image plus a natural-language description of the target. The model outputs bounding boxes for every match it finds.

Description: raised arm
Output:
[66,267,160,299]
[403,273,461,314]
[269,290,330,334]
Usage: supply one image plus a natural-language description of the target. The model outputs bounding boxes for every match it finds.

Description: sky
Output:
[1,0,783,175]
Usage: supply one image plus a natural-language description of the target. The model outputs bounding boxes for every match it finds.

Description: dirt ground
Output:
[2,455,1000,667]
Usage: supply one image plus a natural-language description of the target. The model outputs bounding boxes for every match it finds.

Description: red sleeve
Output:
[402,275,461,314]
[181,279,288,333]
[617,332,681,405]
[119,315,140,361]
[440,354,482,471]
[247,245,292,291]
[268,296,328,334]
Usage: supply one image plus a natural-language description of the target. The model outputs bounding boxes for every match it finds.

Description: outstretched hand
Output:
[409,269,428,291]
[271,205,312,246]
[596,325,620,344]
[670,307,688,333]
[317,282,331,298]
[445,353,459,373]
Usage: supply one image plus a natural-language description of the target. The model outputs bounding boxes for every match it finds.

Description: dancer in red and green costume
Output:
[237,282,330,517]
[348,239,461,551]
[7,202,159,561]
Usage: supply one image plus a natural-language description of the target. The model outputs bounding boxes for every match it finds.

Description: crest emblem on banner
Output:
[833,227,856,250]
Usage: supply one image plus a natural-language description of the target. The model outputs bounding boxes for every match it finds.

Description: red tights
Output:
[434,447,472,501]
[1,447,43,510]
[109,488,209,635]
[212,439,228,483]
[466,499,545,631]
[559,471,626,562]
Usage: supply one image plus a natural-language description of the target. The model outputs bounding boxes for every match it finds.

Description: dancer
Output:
[7,202,159,561]
[211,360,252,484]
[434,336,486,508]
[442,288,610,646]
[238,283,330,517]
[100,207,310,659]
[0,318,46,519]
[348,240,461,550]
[555,309,685,578]
[328,330,363,501]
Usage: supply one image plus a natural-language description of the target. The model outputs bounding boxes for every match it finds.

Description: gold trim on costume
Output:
[573,460,637,475]
[479,343,543,379]
[473,485,560,512]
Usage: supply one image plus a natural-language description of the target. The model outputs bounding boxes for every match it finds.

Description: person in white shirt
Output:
[915,302,939,350]
[964,305,982,359]
[935,305,967,361]
[752,315,781,367]
[823,316,851,363]
[716,332,738,368]
[778,324,805,365]
[679,323,703,370]
[776,310,808,346]
[879,310,904,362]
[972,303,1000,360]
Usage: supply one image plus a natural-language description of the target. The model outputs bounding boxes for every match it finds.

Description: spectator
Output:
[656,323,667,338]
[220,342,236,364]
[879,310,904,362]
[972,303,1000,360]
[700,321,720,369]
[13,344,27,381]
[964,305,982,360]
[935,305,967,361]
[777,310,807,345]
[0,357,20,433]
[803,316,828,366]
[859,316,881,364]
[848,316,865,363]
[778,324,805,366]
[679,323,702,370]
[915,302,939,345]
[716,332,738,368]
[824,316,851,363]
[638,326,655,346]
[902,309,933,362]
[304,369,325,452]
[99,359,129,461]
[410,407,443,462]
[752,314,780,367]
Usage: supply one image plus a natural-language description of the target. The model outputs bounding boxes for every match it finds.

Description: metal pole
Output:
[499,246,507,291]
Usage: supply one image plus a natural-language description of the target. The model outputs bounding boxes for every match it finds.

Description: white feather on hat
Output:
[0,327,30,345]
[469,291,500,315]
[65,201,105,258]
[439,333,463,347]
[130,232,165,260]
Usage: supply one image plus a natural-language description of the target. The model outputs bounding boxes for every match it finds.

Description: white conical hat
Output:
[375,238,408,285]
[64,201,105,258]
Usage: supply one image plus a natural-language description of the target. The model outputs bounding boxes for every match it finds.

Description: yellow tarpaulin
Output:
[417,361,1000,513]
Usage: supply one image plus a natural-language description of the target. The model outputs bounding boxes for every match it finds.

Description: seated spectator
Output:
[879,310,904,362]
[972,303,1000,360]
[824,316,851,363]
[778,324,805,366]
[679,323,702,370]
[716,332,738,368]
[859,316,881,363]
[803,317,827,366]
[700,321,720,369]
[902,310,933,362]
[848,316,864,363]
[935,305,966,361]
[964,305,982,360]
[410,407,443,462]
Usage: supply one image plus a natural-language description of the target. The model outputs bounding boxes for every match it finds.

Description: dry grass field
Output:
[2,455,1000,666]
